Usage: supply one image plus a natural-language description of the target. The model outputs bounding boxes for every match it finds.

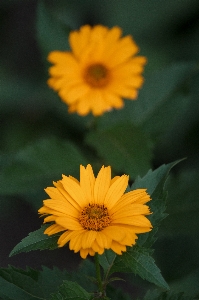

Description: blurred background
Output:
[0,0,199,298]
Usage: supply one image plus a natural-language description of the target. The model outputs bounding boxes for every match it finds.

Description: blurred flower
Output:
[48,25,147,116]
[38,164,152,259]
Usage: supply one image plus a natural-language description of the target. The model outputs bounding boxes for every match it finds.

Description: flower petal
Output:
[111,215,152,228]
[110,189,150,214]
[103,225,126,242]
[110,240,126,255]
[80,164,95,203]
[80,248,89,259]
[104,175,129,209]
[94,166,111,205]
[54,181,82,210]
[81,230,97,249]
[111,204,151,220]
[96,231,112,249]
[58,230,84,247]
[56,216,83,230]
[91,240,104,254]
[44,224,65,235]
[61,176,88,208]
[42,199,79,218]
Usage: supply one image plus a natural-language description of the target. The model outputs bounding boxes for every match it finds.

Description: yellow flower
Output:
[38,164,152,259]
[47,25,147,116]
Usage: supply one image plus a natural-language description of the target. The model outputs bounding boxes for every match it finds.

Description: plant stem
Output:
[94,253,103,293]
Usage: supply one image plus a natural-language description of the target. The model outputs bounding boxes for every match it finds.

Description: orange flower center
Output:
[79,203,111,231]
[84,63,110,88]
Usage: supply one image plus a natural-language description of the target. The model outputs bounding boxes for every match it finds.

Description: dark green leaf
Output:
[162,169,199,235]
[106,284,131,300]
[86,123,153,178]
[0,266,44,300]
[132,160,182,247]
[132,62,196,125]
[9,225,60,257]
[0,137,88,199]
[111,246,169,290]
[131,160,182,197]
[38,267,70,299]
[50,280,90,300]
[143,290,194,300]
[98,250,116,276]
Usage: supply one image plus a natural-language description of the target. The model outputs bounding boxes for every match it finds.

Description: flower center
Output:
[79,203,111,231]
[84,64,110,88]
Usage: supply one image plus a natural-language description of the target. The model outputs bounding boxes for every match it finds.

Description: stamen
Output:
[79,203,111,231]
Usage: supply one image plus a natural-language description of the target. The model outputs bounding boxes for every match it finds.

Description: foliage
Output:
[0,0,199,298]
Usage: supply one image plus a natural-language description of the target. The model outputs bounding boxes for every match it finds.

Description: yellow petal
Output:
[60,83,90,104]
[38,206,67,218]
[45,186,65,201]
[81,230,97,249]
[80,164,95,203]
[61,175,88,208]
[43,199,79,218]
[80,248,89,259]
[110,189,150,214]
[44,224,65,235]
[96,231,112,249]
[88,248,95,256]
[103,225,126,242]
[91,240,104,255]
[111,204,151,220]
[43,215,57,223]
[69,25,92,59]
[56,216,83,230]
[104,175,129,210]
[110,240,126,255]
[58,230,84,247]
[54,180,81,210]
[111,215,152,228]
[105,36,139,68]
[94,165,111,205]
[69,231,86,252]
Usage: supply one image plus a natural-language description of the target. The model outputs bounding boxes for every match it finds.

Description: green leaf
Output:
[98,249,116,276]
[38,267,71,299]
[132,160,182,248]
[143,290,194,300]
[111,246,169,290]
[132,62,196,125]
[132,159,182,197]
[0,137,88,199]
[86,123,153,178]
[162,169,199,235]
[106,285,131,300]
[50,280,90,300]
[0,266,73,300]
[0,266,44,300]
[142,94,191,136]
[9,225,60,257]
[36,0,71,59]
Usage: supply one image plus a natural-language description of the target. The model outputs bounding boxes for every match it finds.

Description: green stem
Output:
[94,253,103,293]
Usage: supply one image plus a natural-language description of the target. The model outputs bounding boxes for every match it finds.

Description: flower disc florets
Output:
[79,204,111,231]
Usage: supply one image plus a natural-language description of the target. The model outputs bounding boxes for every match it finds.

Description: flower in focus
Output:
[38,164,152,259]
[47,25,147,116]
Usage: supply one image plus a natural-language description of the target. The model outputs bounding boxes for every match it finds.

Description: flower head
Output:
[38,164,152,259]
[48,25,147,116]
